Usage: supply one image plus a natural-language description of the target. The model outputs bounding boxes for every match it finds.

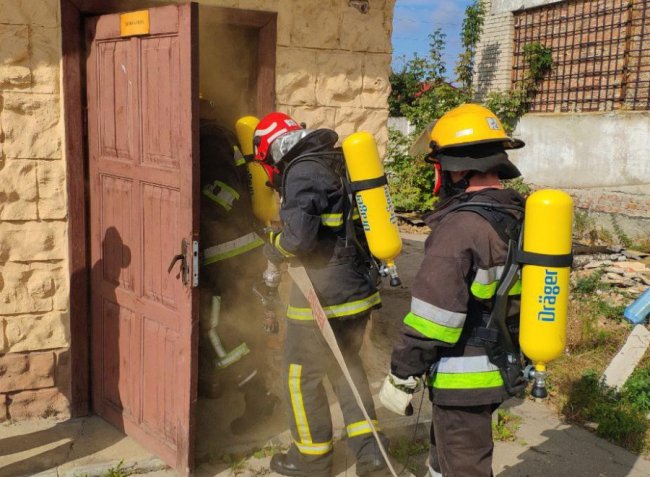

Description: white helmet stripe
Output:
[255,121,279,137]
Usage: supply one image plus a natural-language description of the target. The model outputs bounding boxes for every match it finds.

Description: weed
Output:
[621,359,650,413]
[389,436,429,472]
[492,409,521,442]
[220,454,247,476]
[611,216,633,248]
[252,444,284,459]
[103,461,130,477]
[573,270,607,295]
[573,210,595,238]
[630,237,650,254]
[594,300,626,322]
[501,178,531,196]
[562,370,649,452]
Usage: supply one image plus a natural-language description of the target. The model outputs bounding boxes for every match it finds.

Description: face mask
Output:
[437,171,471,200]
[269,129,313,164]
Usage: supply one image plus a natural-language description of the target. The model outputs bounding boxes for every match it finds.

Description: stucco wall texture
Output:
[0,0,71,422]
[0,0,395,421]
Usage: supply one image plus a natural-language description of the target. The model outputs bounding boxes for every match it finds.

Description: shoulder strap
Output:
[447,202,524,245]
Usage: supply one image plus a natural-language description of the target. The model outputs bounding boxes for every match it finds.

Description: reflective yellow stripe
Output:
[202,180,240,211]
[286,292,381,320]
[233,146,246,166]
[403,312,462,344]
[321,213,344,227]
[274,233,296,258]
[471,279,522,299]
[202,233,264,265]
[288,364,312,444]
[294,440,333,456]
[431,370,504,389]
[346,419,379,438]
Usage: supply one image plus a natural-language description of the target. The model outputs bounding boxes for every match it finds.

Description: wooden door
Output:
[86,4,199,473]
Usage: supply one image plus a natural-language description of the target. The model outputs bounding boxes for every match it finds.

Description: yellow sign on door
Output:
[120,10,150,37]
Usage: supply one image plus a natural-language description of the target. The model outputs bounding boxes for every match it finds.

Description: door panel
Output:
[86,4,198,474]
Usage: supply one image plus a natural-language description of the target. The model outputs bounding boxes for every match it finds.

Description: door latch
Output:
[168,239,189,285]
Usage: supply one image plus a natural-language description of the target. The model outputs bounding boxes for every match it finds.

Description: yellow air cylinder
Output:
[519,189,573,378]
[342,132,402,286]
[235,116,278,224]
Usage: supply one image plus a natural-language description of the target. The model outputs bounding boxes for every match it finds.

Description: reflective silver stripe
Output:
[216,342,250,369]
[202,232,264,265]
[236,369,257,387]
[473,265,505,285]
[411,297,466,328]
[436,355,500,374]
[428,463,443,477]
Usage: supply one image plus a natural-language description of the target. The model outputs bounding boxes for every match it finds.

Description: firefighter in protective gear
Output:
[252,112,388,477]
[380,104,526,477]
[198,108,277,435]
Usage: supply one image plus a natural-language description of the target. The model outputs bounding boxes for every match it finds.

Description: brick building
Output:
[475,0,650,237]
[0,0,395,472]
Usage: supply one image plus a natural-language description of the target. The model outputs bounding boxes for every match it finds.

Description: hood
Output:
[424,188,525,229]
[281,128,339,164]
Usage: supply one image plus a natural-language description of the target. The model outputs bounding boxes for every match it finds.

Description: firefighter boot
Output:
[229,375,278,435]
[355,433,389,476]
[269,446,332,477]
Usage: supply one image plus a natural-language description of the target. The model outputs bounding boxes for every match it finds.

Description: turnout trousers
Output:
[428,403,499,477]
[282,312,386,468]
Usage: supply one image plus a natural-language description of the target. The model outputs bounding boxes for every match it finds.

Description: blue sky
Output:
[392,0,474,77]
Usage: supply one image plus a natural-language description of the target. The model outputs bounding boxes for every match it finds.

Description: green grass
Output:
[492,409,522,442]
[389,436,429,473]
[562,370,648,453]
[573,270,608,295]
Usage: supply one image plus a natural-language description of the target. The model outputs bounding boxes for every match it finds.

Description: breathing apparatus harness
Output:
[280,150,383,290]
[435,194,573,397]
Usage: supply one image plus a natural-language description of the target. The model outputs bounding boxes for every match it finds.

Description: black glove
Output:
[264,243,285,265]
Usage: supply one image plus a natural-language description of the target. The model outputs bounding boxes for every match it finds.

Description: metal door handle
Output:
[168,239,189,285]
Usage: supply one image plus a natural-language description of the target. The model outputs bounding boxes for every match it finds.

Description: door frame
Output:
[60,0,277,418]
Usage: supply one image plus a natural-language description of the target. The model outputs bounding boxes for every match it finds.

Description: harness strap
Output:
[350,175,388,193]
[515,249,573,268]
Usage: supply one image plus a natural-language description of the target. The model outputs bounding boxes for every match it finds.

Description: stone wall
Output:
[170,0,395,149]
[0,0,71,421]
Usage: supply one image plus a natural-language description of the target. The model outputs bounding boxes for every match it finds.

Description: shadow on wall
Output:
[476,42,501,102]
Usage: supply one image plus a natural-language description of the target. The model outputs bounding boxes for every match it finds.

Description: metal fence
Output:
[512,0,650,112]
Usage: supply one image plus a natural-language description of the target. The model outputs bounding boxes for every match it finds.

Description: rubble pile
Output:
[573,247,650,297]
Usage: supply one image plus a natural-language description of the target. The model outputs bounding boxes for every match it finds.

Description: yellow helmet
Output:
[426,103,524,180]
[430,103,524,151]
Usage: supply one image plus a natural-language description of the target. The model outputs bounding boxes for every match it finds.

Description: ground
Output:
[0,235,649,476]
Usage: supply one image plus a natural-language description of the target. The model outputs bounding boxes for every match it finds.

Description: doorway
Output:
[62,1,277,474]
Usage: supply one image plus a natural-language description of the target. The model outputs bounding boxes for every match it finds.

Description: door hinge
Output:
[192,240,199,288]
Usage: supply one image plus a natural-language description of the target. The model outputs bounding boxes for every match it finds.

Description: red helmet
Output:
[253,112,302,162]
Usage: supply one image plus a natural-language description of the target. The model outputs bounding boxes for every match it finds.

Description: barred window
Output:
[512,0,650,112]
